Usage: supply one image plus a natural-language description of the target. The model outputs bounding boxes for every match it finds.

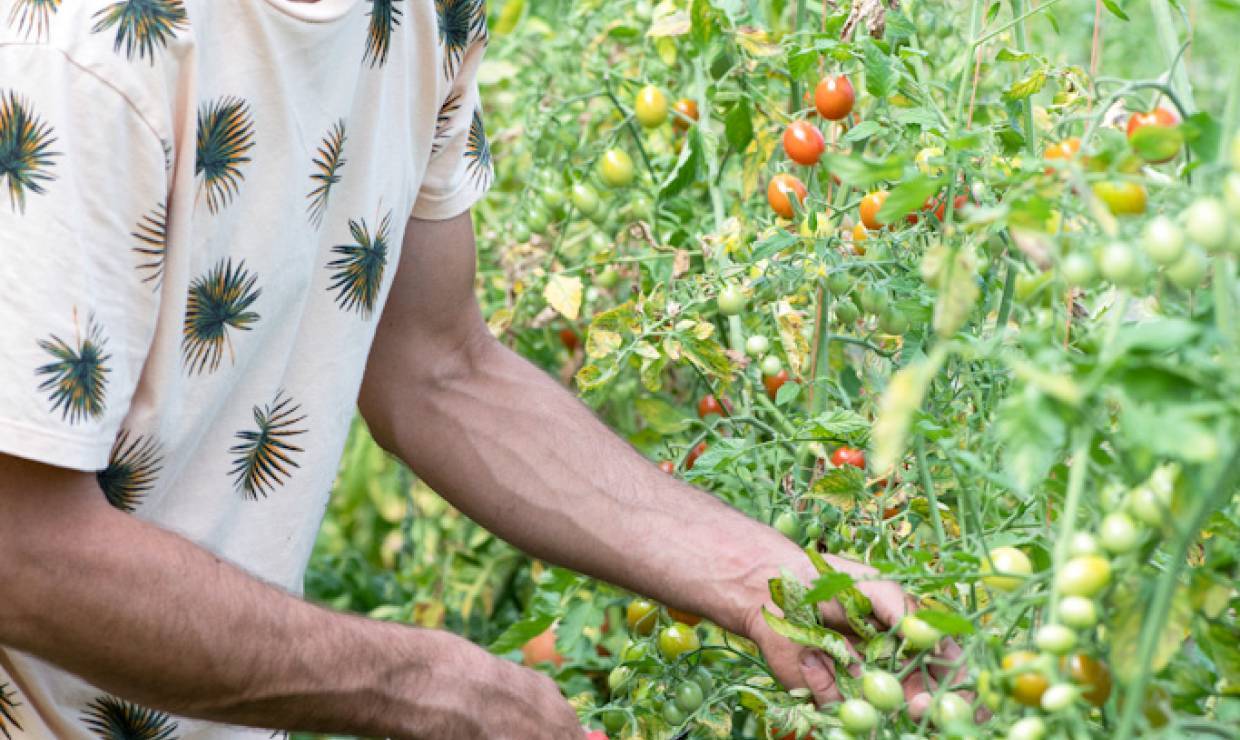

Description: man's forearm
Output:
[0,468,440,738]
[366,335,801,634]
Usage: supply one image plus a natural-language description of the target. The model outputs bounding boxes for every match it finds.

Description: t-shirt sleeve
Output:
[0,46,166,471]
[411,15,493,221]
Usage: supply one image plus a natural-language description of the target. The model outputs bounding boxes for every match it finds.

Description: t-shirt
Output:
[0,0,492,736]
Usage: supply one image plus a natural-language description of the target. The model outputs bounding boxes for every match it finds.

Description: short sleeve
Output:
[0,45,165,471]
[412,9,493,221]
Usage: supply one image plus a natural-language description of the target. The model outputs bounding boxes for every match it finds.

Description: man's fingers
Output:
[926,638,968,686]
[799,651,842,705]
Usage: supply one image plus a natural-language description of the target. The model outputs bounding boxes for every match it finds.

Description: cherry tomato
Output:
[1142,214,1186,265]
[1056,555,1111,597]
[661,701,686,726]
[763,369,790,400]
[626,599,659,635]
[851,221,869,247]
[595,267,620,289]
[916,146,944,176]
[619,640,647,662]
[838,699,878,733]
[1098,241,1144,287]
[745,334,770,357]
[900,615,942,650]
[1069,532,1100,556]
[559,327,579,352]
[767,173,808,218]
[1002,650,1050,708]
[666,607,702,626]
[1184,197,1229,250]
[782,120,826,166]
[1061,252,1096,287]
[1127,107,1180,162]
[586,730,610,740]
[931,194,970,223]
[696,394,731,419]
[608,665,633,695]
[657,460,676,475]
[760,354,783,377]
[634,85,669,128]
[861,670,903,711]
[834,299,860,325]
[859,191,889,230]
[1008,716,1047,740]
[512,222,531,243]
[859,285,888,314]
[1093,180,1147,216]
[1167,246,1209,290]
[570,183,600,217]
[685,441,708,470]
[879,305,909,335]
[1099,511,1143,554]
[773,511,800,540]
[689,666,715,695]
[672,98,699,132]
[826,272,851,296]
[931,693,972,728]
[672,681,704,713]
[1058,595,1098,629]
[717,284,746,315]
[1044,137,1081,162]
[814,75,856,120]
[830,446,866,469]
[1040,683,1076,713]
[982,546,1032,592]
[1035,623,1077,655]
[1062,654,1112,706]
[521,627,564,668]
[657,623,700,660]
[598,149,635,188]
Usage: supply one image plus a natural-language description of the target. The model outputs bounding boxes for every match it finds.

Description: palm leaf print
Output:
[97,431,163,512]
[91,0,187,63]
[464,107,492,189]
[0,90,58,212]
[133,201,167,287]
[7,0,60,40]
[182,258,261,375]
[0,682,22,740]
[306,119,347,228]
[327,212,390,317]
[36,312,111,424]
[435,0,485,78]
[230,391,307,500]
[363,0,403,67]
[431,91,461,155]
[195,97,255,214]
[82,695,178,740]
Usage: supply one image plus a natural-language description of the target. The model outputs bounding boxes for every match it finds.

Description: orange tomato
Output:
[672,99,699,132]
[1062,654,1112,707]
[814,75,856,120]
[1126,107,1179,137]
[763,370,791,400]
[685,441,708,470]
[521,627,564,668]
[859,191,888,230]
[851,221,869,245]
[782,120,825,166]
[767,173,808,219]
[1044,137,1082,161]
[666,607,703,626]
[657,460,676,475]
[1002,651,1049,708]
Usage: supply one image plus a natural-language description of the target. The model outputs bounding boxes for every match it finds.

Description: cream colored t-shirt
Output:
[0,0,492,736]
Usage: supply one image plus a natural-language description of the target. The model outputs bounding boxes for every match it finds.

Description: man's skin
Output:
[0,213,952,738]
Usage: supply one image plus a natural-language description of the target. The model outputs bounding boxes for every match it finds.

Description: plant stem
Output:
[1047,428,1092,622]
[915,436,948,547]
[1149,0,1195,113]
[789,0,807,113]
[1011,0,1038,156]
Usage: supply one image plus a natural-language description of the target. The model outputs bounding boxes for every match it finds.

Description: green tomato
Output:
[859,285,889,315]
[982,546,1033,592]
[1058,596,1098,629]
[689,666,715,696]
[661,701,686,726]
[1040,683,1077,713]
[620,640,648,663]
[1098,511,1143,554]
[512,222,532,243]
[834,299,861,325]
[1142,215,1186,265]
[1035,624,1077,655]
[598,149,636,188]
[745,335,770,358]
[658,624,700,660]
[900,615,942,650]
[526,204,551,233]
[571,183,601,217]
[1166,246,1209,290]
[601,709,628,734]
[879,305,910,335]
[1224,173,1240,218]
[931,693,972,728]
[629,193,655,222]
[672,681,704,713]
[717,285,745,316]
[1230,130,1240,170]
[1061,252,1096,287]
[1069,533,1100,557]
[861,670,904,712]
[773,511,801,540]
[838,699,879,734]
[541,187,566,212]
[1128,483,1170,527]
[1056,555,1112,598]
[827,271,851,295]
[761,354,783,377]
[1007,716,1047,740]
[1098,241,1143,286]
[608,665,633,695]
[595,267,620,290]
[1184,198,1229,251]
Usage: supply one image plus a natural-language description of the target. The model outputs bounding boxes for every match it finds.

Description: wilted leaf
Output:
[871,351,945,473]
[761,608,854,665]
[799,409,871,443]
[543,273,583,320]
[1108,578,1192,683]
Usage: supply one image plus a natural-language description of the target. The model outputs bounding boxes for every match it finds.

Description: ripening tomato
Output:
[657,623,700,659]
[657,460,676,475]
[1044,137,1081,162]
[672,99,699,132]
[717,285,746,315]
[634,85,669,128]
[859,191,889,230]
[763,369,790,400]
[1126,107,1179,139]
[1092,179,1147,216]
[1062,653,1112,706]
[933,194,969,223]
[585,730,610,740]
[559,327,579,352]
[814,75,856,120]
[696,395,732,419]
[1184,197,1230,251]
[782,120,826,166]
[900,615,942,650]
[667,607,702,626]
[598,149,635,188]
[1035,624,1077,655]
[1058,596,1097,629]
[1007,717,1047,740]
[626,599,659,635]
[521,627,564,668]
[830,446,866,469]
[768,173,808,218]
[685,441,708,470]
[851,221,869,246]
[1056,555,1111,597]
[760,354,782,377]
[1040,683,1076,713]
[1002,650,1050,708]
[982,546,1033,592]
[1142,214,1187,265]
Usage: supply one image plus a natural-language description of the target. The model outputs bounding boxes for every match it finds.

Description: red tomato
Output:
[1126,107,1179,137]
[666,607,703,626]
[657,460,676,475]
[521,627,564,668]
[672,99,699,132]
[814,75,856,120]
[782,120,825,166]
[763,369,790,400]
[831,446,866,469]
[1062,654,1112,707]
[696,394,732,419]
[559,327,579,352]
[585,731,609,740]
[685,441,708,470]
[767,174,807,218]
[859,191,888,230]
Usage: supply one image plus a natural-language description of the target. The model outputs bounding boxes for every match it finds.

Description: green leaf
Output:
[661,127,704,199]
[996,47,1034,62]
[751,230,797,260]
[891,107,941,131]
[800,409,871,442]
[820,153,904,188]
[690,0,718,47]
[634,397,691,434]
[724,97,754,152]
[680,330,736,381]
[1182,111,1222,164]
[1108,578,1192,683]
[1116,319,1200,353]
[842,120,884,143]
[489,612,555,654]
[913,609,975,636]
[1101,0,1130,19]
[761,608,854,664]
[884,10,916,40]
[774,379,801,405]
[860,38,896,98]
[1005,68,1048,101]
[1130,124,1184,162]
[787,48,818,82]
[806,465,866,510]
[877,175,942,223]
[803,572,855,604]
[683,436,747,472]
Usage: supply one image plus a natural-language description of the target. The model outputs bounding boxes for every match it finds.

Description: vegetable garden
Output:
[307,0,1240,737]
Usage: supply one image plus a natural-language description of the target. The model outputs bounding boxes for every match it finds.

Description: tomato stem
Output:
[914,436,947,548]
[1047,428,1093,624]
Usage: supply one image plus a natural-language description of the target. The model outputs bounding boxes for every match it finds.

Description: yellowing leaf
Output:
[543,273,583,320]
[586,329,622,359]
[774,301,810,376]
[871,350,946,473]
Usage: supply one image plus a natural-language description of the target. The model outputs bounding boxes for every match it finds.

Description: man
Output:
[0,1,948,737]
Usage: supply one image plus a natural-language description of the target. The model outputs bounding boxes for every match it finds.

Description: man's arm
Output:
[360,213,922,703]
[0,453,582,738]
